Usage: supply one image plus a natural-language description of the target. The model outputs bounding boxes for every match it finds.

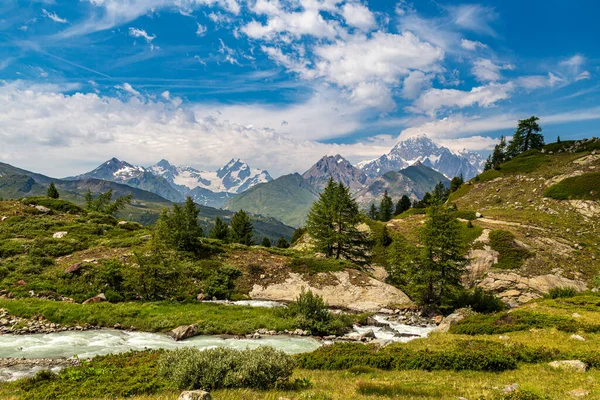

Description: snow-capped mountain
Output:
[302,154,371,193]
[149,158,272,195]
[358,134,485,180]
[68,158,184,202]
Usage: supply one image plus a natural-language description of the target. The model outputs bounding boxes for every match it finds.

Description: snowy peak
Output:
[302,154,371,193]
[150,158,272,195]
[83,158,145,181]
[358,135,484,180]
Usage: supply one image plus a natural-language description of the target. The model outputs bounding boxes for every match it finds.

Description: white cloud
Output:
[342,3,376,31]
[472,58,515,82]
[196,23,207,36]
[402,70,433,99]
[446,4,498,36]
[411,83,514,115]
[561,54,585,70]
[42,9,68,23]
[242,9,339,40]
[575,71,591,81]
[460,39,487,51]
[114,82,141,96]
[128,27,156,42]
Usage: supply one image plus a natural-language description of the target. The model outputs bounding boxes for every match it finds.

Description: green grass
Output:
[489,229,532,269]
[21,197,85,214]
[287,258,354,275]
[543,172,600,200]
[0,298,298,334]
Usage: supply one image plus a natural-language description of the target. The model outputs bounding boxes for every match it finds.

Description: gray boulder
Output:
[548,360,587,373]
[169,324,198,341]
[178,390,211,400]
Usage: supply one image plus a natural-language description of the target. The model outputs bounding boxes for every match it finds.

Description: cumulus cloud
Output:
[129,27,156,42]
[411,83,514,115]
[114,82,141,96]
[402,70,433,99]
[460,39,487,51]
[341,3,376,31]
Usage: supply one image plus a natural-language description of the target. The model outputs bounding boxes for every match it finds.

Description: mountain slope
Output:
[302,154,371,193]
[69,158,183,202]
[224,173,319,227]
[359,134,484,180]
[355,162,449,207]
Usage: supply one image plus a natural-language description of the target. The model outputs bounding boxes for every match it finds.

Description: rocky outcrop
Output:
[569,200,600,218]
[434,308,477,333]
[178,390,211,400]
[169,324,198,341]
[82,293,107,305]
[249,271,412,312]
[478,272,587,308]
[548,360,587,373]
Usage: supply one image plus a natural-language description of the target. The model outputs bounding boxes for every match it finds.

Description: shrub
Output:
[453,287,506,313]
[21,197,84,214]
[489,230,531,269]
[545,287,577,299]
[287,257,352,274]
[544,172,600,201]
[501,391,549,400]
[158,346,294,391]
[454,210,477,220]
[203,266,242,300]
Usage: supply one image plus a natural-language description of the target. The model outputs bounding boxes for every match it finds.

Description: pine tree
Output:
[84,189,93,210]
[261,237,272,247]
[84,189,131,215]
[449,175,464,193]
[306,179,369,263]
[209,217,229,241]
[291,228,306,245]
[378,190,393,222]
[432,182,449,204]
[506,116,544,158]
[395,195,411,215]
[276,236,290,248]
[490,136,507,169]
[230,209,254,245]
[557,135,561,143]
[155,197,203,253]
[416,206,466,313]
[47,182,59,199]
[368,203,378,220]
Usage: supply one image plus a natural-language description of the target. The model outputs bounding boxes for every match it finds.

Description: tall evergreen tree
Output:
[230,209,254,245]
[209,216,229,241]
[368,203,378,220]
[489,136,507,170]
[306,179,369,262]
[47,182,59,199]
[276,236,290,248]
[378,190,394,222]
[261,237,272,247]
[432,182,449,204]
[557,135,561,144]
[84,189,132,215]
[395,195,412,215]
[449,175,464,193]
[155,197,203,253]
[291,227,307,245]
[506,116,544,158]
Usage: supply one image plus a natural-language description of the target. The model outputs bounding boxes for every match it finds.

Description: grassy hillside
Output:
[225,173,319,227]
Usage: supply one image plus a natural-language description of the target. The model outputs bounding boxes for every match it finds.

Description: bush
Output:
[545,287,577,299]
[454,210,477,220]
[158,346,294,391]
[203,266,242,300]
[21,197,84,214]
[489,230,531,269]
[453,288,506,313]
[287,257,355,275]
[544,172,600,201]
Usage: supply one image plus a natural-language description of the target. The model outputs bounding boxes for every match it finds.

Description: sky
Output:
[0,0,599,178]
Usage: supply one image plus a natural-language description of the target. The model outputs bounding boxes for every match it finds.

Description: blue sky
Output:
[0,0,599,177]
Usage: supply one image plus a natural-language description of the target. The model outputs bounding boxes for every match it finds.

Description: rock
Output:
[35,205,51,213]
[475,212,483,218]
[178,390,211,400]
[572,313,581,318]
[196,293,205,301]
[434,308,475,333]
[567,388,590,397]
[359,329,376,340]
[1,216,8,221]
[434,315,443,325]
[82,293,107,305]
[570,334,585,341]
[503,383,520,393]
[52,231,68,238]
[65,263,83,274]
[15,280,27,286]
[548,360,587,373]
[169,324,198,341]
[118,221,128,225]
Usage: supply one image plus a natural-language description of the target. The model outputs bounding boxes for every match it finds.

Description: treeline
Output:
[484,116,544,171]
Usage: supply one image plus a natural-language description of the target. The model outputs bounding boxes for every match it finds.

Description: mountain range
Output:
[358,134,484,180]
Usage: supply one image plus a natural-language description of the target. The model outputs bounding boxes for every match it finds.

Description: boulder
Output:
[35,205,51,213]
[82,293,107,305]
[178,390,211,400]
[53,231,68,238]
[359,329,376,340]
[434,308,475,333]
[570,334,585,341]
[503,383,520,393]
[1,216,8,222]
[548,360,587,373]
[65,263,83,274]
[567,388,590,397]
[169,324,198,341]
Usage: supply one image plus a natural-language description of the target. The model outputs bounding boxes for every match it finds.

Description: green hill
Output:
[225,173,319,227]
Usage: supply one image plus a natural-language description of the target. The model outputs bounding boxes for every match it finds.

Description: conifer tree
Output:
[261,237,272,247]
[84,189,131,215]
[155,197,203,253]
[449,175,464,193]
[276,236,290,248]
[47,182,59,199]
[368,203,378,220]
[395,195,412,215]
[209,217,229,241]
[378,190,394,222]
[432,182,449,204]
[290,227,306,245]
[306,179,369,263]
[230,209,254,245]
[506,116,544,158]
[557,135,561,143]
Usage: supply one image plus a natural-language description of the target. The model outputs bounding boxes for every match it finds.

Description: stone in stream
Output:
[178,390,211,400]
[169,324,198,341]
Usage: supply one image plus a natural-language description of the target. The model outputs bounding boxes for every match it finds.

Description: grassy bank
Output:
[0,298,298,334]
